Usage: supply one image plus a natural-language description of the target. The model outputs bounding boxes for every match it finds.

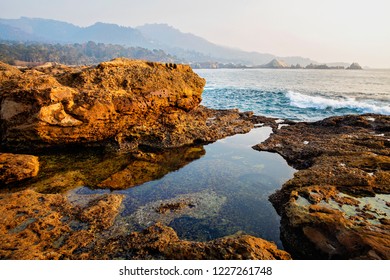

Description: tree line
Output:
[0,41,178,65]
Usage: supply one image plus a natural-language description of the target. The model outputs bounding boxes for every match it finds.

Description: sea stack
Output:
[347,62,362,70]
[262,59,289,69]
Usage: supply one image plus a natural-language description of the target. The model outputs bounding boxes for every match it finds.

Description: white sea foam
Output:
[286,91,390,115]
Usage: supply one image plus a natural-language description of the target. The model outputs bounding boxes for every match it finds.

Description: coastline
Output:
[0,59,389,260]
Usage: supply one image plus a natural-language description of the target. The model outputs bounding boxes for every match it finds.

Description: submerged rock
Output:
[255,114,390,259]
[0,59,254,152]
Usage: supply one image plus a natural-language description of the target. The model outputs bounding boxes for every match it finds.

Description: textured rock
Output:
[0,189,290,260]
[0,59,288,260]
[0,59,254,151]
[93,223,291,260]
[255,114,390,259]
[0,153,39,185]
[0,189,124,259]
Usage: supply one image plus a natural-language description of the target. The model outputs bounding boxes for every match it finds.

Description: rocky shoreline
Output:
[255,114,390,259]
[0,59,288,260]
[1,59,389,260]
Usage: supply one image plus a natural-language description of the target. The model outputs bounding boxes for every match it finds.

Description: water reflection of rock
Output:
[17,145,205,193]
[98,146,205,189]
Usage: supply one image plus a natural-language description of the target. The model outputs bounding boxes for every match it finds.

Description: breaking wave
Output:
[286,90,390,115]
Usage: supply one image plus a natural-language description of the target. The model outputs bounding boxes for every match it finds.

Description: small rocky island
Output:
[0,58,388,260]
[347,62,363,70]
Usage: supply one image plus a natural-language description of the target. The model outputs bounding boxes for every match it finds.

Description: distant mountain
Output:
[0,17,150,47]
[137,23,276,65]
[0,17,319,66]
[0,22,43,41]
[0,17,79,42]
[76,22,150,47]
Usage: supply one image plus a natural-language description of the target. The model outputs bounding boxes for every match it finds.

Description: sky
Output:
[1,0,389,68]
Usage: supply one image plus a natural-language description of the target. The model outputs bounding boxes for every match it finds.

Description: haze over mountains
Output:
[0,17,333,66]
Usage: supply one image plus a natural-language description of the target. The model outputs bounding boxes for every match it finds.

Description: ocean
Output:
[196,68,390,121]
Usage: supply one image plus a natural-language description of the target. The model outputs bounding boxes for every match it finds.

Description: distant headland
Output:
[191,59,363,70]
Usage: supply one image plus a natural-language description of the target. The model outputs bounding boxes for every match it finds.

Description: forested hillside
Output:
[0,41,177,65]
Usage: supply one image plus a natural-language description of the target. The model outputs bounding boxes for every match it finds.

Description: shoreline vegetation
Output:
[0,59,388,260]
[1,41,363,70]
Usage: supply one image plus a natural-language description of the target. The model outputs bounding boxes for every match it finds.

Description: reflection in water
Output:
[23,127,295,248]
[71,127,296,248]
[27,145,205,193]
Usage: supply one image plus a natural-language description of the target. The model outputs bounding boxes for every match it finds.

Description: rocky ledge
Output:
[0,58,255,152]
[255,114,390,259]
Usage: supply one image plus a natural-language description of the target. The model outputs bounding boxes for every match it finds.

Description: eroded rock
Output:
[0,153,39,185]
[0,189,124,259]
[0,59,254,152]
[93,222,291,260]
[255,114,390,259]
[0,189,290,260]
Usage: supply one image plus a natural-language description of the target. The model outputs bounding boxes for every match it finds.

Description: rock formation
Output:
[0,153,39,185]
[0,59,253,152]
[95,223,291,260]
[261,59,289,69]
[254,114,390,259]
[347,62,363,70]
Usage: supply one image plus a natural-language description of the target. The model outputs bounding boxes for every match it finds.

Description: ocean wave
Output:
[286,91,390,115]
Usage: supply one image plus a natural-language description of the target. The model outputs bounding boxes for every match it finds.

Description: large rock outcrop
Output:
[254,114,390,259]
[0,59,253,151]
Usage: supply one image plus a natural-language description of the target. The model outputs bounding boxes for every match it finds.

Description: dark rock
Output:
[347,62,363,70]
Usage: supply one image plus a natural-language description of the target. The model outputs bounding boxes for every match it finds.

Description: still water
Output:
[69,128,295,247]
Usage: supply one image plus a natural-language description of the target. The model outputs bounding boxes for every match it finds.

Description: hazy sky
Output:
[1,0,389,67]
